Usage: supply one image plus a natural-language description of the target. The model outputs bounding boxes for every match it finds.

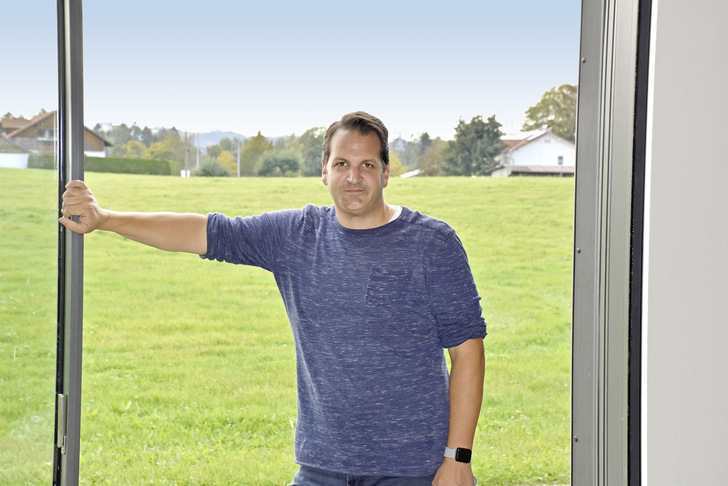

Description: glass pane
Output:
[81,1,579,484]
[0,2,58,484]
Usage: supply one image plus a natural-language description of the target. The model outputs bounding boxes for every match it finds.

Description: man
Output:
[60,112,486,485]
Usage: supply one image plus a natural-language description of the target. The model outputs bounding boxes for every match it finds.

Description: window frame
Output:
[47,0,654,483]
[572,0,650,484]
[53,0,85,484]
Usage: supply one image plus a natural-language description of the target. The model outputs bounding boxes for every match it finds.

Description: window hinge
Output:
[56,393,68,455]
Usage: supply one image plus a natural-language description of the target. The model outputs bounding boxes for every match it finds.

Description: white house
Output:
[491,128,575,177]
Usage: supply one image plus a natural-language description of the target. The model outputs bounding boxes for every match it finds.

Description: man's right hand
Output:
[59,180,108,234]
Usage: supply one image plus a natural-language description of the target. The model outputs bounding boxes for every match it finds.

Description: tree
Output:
[139,126,156,147]
[107,123,133,146]
[147,131,193,165]
[443,115,506,176]
[206,137,239,162]
[418,133,433,157]
[257,150,301,177]
[110,140,149,159]
[299,127,325,177]
[130,124,143,143]
[522,84,577,141]
[219,137,236,152]
[239,131,274,176]
[418,139,448,176]
[206,144,223,160]
[390,132,437,172]
[274,133,300,151]
[218,150,236,174]
[388,151,406,177]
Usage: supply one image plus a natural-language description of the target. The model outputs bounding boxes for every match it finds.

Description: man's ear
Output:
[321,159,328,186]
[382,162,391,188]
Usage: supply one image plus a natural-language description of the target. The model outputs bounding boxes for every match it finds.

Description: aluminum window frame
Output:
[53,0,85,484]
[572,0,649,484]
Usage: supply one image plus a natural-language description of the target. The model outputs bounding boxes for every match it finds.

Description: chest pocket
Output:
[365,265,413,306]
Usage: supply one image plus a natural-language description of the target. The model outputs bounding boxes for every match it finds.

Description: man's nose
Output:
[346,166,360,183]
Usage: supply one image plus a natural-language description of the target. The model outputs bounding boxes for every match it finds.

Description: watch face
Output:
[455,448,472,463]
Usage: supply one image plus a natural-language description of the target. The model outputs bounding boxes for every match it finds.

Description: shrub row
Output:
[28,153,56,170]
[27,154,180,176]
[86,157,180,176]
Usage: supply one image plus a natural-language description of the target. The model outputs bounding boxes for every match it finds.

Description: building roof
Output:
[3,111,55,138]
[2,110,113,147]
[501,127,574,152]
[1,118,31,133]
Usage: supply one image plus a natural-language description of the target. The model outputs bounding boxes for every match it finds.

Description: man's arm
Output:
[59,180,208,255]
[433,337,485,486]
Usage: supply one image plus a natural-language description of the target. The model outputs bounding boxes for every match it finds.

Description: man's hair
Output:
[322,111,389,167]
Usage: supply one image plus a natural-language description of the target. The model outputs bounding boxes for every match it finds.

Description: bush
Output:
[195,160,232,177]
[27,154,180,175]
[85,157,180,176]
[257,150,301,177]
[28,153,57,170]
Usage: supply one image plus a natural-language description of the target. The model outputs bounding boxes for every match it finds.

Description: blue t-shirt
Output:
[202,205,486,476]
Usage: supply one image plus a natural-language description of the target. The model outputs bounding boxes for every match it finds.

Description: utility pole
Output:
[184,131,189,177]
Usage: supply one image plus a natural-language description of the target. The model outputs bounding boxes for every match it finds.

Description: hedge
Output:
[27,154,180,176]
[28,153,56,170]
[86,157,180,176]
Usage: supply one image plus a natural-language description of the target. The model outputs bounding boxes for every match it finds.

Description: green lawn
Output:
[0,168,574,485]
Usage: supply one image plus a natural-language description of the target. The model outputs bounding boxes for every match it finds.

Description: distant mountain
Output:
[194,130,249,148]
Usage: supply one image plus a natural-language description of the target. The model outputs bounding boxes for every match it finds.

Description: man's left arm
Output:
[433,337,485,486]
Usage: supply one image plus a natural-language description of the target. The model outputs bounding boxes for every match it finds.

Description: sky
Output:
[3,0,581,141]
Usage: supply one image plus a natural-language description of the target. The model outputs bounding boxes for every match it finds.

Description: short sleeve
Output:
[425,232,487,348]
[201,210,300,272]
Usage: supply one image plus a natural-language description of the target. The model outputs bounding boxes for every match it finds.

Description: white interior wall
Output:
[643,0,728,484]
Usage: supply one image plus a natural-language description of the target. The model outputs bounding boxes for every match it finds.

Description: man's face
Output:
[322,129,390,226]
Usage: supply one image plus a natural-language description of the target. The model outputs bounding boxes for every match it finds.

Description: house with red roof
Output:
[491,127,575,177]
[0,110,113,168]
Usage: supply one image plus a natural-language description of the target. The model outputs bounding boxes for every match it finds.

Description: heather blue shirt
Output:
[202,205,486,476]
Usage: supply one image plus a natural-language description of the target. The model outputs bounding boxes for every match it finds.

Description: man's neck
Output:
[334,203,395,230]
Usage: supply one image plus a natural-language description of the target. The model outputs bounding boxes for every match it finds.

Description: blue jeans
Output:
[289,465,437,486]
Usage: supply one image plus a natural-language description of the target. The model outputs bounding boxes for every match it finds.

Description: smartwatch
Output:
[444,446,472,464]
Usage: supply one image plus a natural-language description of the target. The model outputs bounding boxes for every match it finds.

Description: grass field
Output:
[0,168,574,485]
